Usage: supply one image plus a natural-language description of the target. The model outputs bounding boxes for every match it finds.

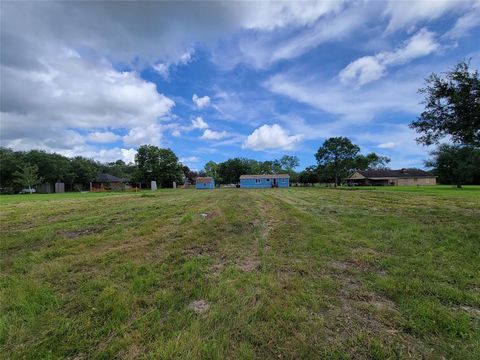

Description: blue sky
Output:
[1,1,479,170]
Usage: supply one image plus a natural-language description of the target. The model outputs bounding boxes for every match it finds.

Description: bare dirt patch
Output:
[321,260,426,356]
[200,211,217,220]
[183,244,216,257]
[329,261,349,271]
[467,285,480,293]
[456,305,480,316]
[351,247,380,256]
[248,220,259,229]
[189,300,209,314]
[324,259,416,348]
[58,225,105,239]
[117,344,146,359]
[324,286,416,354]
[68,354,86,360]
[210,263,225,276]
[328,256,383,274]
[237,259,260,272]
[368,299,398,312]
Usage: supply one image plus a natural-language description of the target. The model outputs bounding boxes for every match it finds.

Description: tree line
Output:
[0,142,391,192]
[1,61,478,192]
[0,148,134,193]
[200,155,300,185]
[200,144,390,186]
[0,146,188,193]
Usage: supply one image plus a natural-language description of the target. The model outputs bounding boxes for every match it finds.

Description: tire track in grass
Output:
[264,188,428,358]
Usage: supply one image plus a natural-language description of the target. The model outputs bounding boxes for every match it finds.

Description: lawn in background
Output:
[359,184,480,197]
[1,187,479,359]
[0,189,152,204]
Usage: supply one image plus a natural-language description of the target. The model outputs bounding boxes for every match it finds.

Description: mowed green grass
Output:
[1,187,479,359]
[357,184,480,197]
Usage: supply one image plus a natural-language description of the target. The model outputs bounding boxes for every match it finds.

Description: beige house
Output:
[345,169,436,186]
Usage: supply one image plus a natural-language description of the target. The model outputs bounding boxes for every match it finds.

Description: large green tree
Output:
[426,144,480,187]
[67,157,100,185]
[257,160,276,174]
[298,166,319,186]
[315,137,360,186]
[203,161,219,179]
[314,138,390,185]
[0,148,25,191]
[23,150,72,183]
[135,145,183,188]
[410,61,480,146]
[276,155,300,172]
[182,165,200,184]
[100,160,136,179]
[0,148,76,189]
[353,153,390,170]
[13,164,43,193]
[217,158,252,184]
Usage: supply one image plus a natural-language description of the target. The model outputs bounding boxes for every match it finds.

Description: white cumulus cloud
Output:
[377,142,396,149]
[120,148,137,164]
[192,94,211,109]
[243,124,301,151]
[87,131,121,143]
[201,129,229,140]
[75,147,138,164]
[153,49,194,80]
[152,63,170,79]
[123,124,163,146]
[339,56,386,87]
[1,47,174,155]
[191,116,209,130]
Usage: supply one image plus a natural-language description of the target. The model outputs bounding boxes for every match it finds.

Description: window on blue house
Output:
[255,178,260,183]
[282,178,286,182]
[266,178,270,181]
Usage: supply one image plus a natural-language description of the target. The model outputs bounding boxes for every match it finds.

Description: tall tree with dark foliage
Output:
[426,144,480,187]
[134,145,183,188]
[315,137,360,187]
[412,61,480,187]
[410,61,480,146]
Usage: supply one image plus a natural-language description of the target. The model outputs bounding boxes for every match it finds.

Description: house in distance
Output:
[195,177,215,189]
[240,174,290,188]
[345,169,437,186]
[90,173,130,191]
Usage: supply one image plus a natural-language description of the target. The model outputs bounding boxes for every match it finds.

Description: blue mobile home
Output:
[240,174,290,188]
[195,177,215,189]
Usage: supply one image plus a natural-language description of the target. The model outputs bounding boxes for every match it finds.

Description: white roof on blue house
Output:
[240,174,290,179]
[196,177,214,184]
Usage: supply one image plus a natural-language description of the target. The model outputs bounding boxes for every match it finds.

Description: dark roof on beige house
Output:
[350,168,434,179]
[95,173,128,183]
[240,174,290,179]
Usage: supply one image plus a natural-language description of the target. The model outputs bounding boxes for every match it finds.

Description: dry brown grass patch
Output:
[189,300,209,314]
[57,225,105,239]
[237,259,260,272]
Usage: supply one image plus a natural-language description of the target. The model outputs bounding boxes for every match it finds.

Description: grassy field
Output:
[1,187,479,359]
